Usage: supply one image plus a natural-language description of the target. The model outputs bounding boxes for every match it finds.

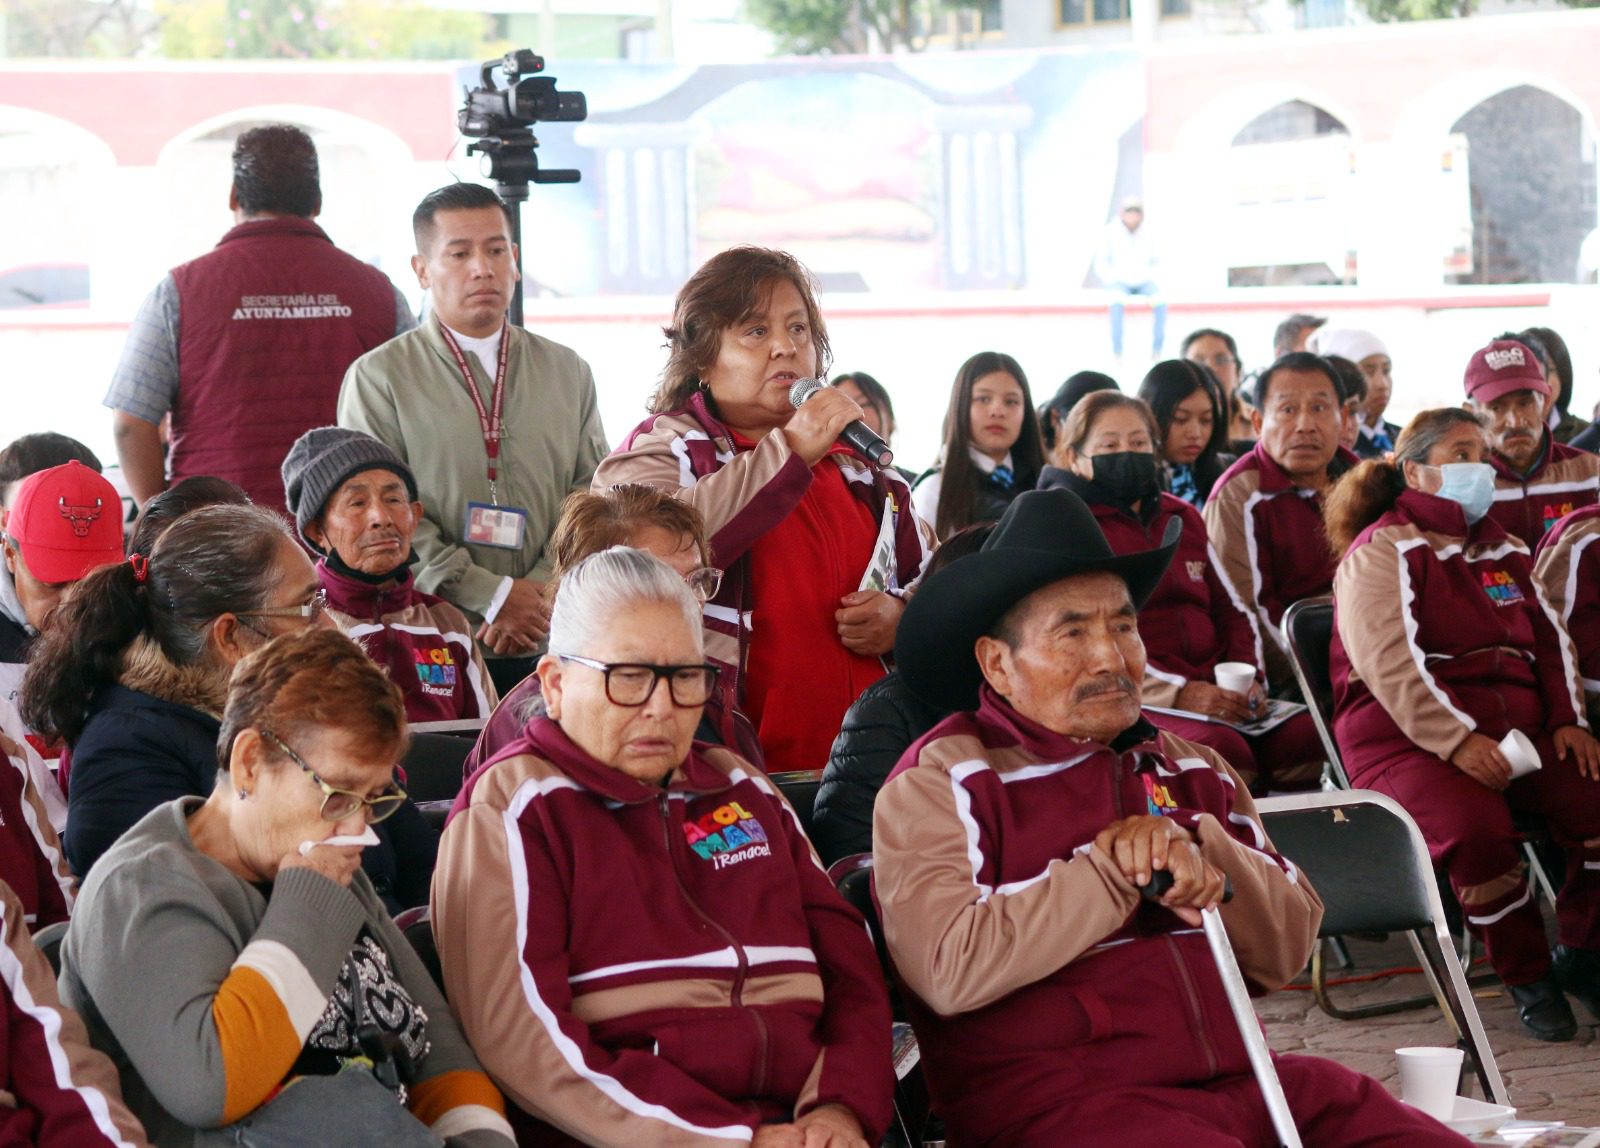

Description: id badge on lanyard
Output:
[440,323,531,551]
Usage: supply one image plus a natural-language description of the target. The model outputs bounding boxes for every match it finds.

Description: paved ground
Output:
[1261,934,1600,1130]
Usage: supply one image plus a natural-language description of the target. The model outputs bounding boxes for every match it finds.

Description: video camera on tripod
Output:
[455,50,588,324]
[458,50,587,188]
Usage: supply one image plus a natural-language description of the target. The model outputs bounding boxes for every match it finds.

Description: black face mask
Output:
[1090,451,1160,505]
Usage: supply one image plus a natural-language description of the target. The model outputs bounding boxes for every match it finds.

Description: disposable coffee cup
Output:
[1395,1046,1464,1120]
[1499,729,1542,780]
[1214,662,1256,696]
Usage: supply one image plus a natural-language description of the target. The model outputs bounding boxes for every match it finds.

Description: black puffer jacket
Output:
[810,672,946,865]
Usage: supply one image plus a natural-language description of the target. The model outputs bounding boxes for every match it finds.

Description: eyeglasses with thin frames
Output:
[238,589,329,623]
[257,727,407,823]
[556,655,720,707]
[683,567,722,603]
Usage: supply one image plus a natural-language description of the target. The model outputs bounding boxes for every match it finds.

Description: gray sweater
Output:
[59,798,513,1148]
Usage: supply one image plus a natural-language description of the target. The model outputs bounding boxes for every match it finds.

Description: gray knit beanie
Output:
[282,427,418,545]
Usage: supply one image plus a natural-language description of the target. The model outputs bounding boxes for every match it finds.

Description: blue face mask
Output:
[1432,461,1496,524]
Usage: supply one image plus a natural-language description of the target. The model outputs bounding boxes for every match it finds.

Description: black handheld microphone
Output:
[788,378,895,468]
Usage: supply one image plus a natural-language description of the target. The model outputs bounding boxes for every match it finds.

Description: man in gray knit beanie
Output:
[282,426,497,722]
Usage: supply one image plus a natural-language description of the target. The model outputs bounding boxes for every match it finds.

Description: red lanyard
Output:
[439,323,510,492]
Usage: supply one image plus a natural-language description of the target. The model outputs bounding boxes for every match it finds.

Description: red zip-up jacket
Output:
[1203,442,1356,686]
[432,717,893,1147]
[872,689,1321,1148]
[1487,433,1600,547]
[1046,471,1263,706]
[1535,502,1600,701]
[1331,488,1586,783]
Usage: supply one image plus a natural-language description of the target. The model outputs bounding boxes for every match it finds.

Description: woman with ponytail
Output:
[22,503,323,877]
[1327,407,1600,1043]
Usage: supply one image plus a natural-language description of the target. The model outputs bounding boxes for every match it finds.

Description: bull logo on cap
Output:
[58,497,104,538]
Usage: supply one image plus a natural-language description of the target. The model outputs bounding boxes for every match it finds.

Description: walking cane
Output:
[1142,872,1304,1148]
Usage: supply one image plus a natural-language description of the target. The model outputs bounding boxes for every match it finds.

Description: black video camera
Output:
[458,50,587,188]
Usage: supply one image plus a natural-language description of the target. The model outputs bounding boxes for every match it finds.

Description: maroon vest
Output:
[169,216,397,508]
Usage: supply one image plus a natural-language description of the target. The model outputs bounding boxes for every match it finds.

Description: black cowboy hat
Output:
[897,487,1181,712]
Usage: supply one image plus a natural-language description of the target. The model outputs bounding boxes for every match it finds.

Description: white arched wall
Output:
[1391,72,1600,288]
[148,105,422,307]
[0,107,118,305]
[1159,87,1360,290]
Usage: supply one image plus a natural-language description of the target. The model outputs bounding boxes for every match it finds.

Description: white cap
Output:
[1308,327,1388,364]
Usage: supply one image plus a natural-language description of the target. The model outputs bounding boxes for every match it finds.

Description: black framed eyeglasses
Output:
[556,654,720,707]
[258,728,407,823]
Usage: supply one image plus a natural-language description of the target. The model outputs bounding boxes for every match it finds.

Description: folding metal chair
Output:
[1281,595,1558,913]
[1256,790,1508,1106]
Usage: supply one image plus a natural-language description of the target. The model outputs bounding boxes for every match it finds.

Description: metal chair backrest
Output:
[1281,595,1350,788]
[401,733,474,803]
[1258,791,1439,937]
[770,770,823,840]
[32,921,67,977]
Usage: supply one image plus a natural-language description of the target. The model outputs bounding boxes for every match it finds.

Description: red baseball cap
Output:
[1463,339,1550,405]
[6,461,124,584]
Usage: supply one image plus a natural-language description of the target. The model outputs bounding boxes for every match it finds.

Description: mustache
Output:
[1074,675,1137,702]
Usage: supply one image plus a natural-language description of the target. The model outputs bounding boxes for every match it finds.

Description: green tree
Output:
[745,0,984,53]
[1333,0,1472,21]
[2,0,149,57]
[154,0,496,60]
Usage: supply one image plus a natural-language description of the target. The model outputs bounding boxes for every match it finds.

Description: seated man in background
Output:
[1203,353,1356,689]
[0,438,108,728]
[0,877,150,1146]
[283,427,497,724]
[873,488,1466,1148]
[1,461,124,824]
[1465,338,1600,547]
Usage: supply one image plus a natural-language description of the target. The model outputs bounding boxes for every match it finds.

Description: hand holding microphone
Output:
[787,378,894,467]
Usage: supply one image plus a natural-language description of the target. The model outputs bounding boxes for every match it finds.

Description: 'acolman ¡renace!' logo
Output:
[1143,774,1178,817]
[414,647,458,698]
[1481,569,1525,606]
[683,801,772,869]
[1545,501,1576,533]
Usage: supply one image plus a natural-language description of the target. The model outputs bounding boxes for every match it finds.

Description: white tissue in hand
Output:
[298,826,380,856]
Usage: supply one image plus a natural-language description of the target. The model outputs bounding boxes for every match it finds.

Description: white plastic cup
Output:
[1395,1046,1464,1120]
[1499,730,1542,780]
[1214,662,1256,696]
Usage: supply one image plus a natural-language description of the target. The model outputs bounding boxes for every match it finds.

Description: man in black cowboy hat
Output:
[871,488,1467,1148]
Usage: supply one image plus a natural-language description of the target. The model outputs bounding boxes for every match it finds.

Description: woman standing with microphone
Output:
[595,247,931,775]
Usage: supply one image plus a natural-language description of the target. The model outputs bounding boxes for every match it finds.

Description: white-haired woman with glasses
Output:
[59,627,516,1148]
[22,503,438,913]
[462,484,765,783]
[435,548,893,1148]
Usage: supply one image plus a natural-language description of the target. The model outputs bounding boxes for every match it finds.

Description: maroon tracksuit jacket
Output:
[1332,488,1600,983]
[1487,433,1600,548]
[433,718,894,1145]
[1535,501,1600,702]
[1203,443,1357,687]
[872,689,1463,1148]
